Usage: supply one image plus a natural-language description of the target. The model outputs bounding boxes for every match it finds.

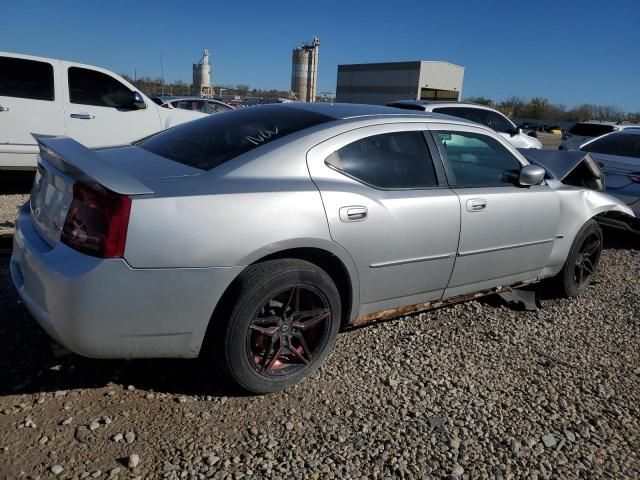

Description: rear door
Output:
[429,123,560,297]
[62,63,161,147]
[0,54,64,169]
[307,123,461,317]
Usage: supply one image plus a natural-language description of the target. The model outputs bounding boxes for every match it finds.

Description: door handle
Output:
[339,206,368,222]
[0,105,9,112]
[70,112,95,120]
[466,198,487,212]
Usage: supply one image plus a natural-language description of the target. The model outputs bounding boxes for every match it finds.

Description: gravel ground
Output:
[0,230,638,479]
[0,195,28,229]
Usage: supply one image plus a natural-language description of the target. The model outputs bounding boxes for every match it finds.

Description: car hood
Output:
[517,148,605,192]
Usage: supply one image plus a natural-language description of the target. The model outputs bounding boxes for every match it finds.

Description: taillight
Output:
[61,183,132,258]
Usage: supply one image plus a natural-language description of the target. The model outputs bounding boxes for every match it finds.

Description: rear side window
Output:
[137,105,333,171]
[0,56,54,101]
[176,100,207,112]
[569,123,615,137]
[435,131,522,187]
[581,132,640,159]
[68,67,134,108]
[325,131,438,189]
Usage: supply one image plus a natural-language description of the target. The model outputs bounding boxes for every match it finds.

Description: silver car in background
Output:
[579,128,640,219]
[386,100,543,149]
[151,95,235,114]
[560,121,640,151]
[10,104,634,393]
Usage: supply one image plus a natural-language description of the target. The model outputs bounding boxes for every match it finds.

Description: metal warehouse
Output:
[336,61,464,105]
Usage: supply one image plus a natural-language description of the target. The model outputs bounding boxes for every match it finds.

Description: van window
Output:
[569,123,615,137]
[0,56,54,101]
[68,67,135,109]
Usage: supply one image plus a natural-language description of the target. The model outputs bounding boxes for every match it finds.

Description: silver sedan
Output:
[10,104,635,393]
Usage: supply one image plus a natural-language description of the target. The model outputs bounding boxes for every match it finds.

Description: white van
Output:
[0,52,206,170]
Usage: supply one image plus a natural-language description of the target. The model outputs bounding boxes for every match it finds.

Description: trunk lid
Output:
[30,136,196,247]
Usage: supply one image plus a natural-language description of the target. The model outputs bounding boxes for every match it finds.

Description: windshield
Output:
[137,105,333,170]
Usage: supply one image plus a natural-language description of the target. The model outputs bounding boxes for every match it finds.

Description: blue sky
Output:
[2,0,639,111]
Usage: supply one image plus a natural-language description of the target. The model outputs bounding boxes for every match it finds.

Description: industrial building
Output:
[336,61,464,105]
[291,37,319,102]
[192,49,213,97]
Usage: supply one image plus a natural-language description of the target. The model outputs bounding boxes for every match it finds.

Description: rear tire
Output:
[548,219,603,298]
[214,259,341,394]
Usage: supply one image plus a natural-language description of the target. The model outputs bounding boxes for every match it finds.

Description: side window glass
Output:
[484,111,514,133]
[325,131,438,189]
[68,67,134,108]
[0,56,54,101]
[435,131,522,187]
[434,107,484,125]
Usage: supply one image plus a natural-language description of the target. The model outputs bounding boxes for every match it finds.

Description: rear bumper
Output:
[10,204,242,359]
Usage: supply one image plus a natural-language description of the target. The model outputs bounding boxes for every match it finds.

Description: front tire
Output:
[216,259,341,394]
[549,219,603,298]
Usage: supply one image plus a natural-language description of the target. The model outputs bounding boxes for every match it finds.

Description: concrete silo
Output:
[291,37,319,102]
[192,49,213,97]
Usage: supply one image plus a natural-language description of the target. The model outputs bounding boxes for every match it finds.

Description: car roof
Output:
[278,102,453,121]
[154,96,226,102]
[387,100,503,112]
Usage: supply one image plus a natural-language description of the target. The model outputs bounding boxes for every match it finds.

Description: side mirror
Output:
[509,127,522,137]
[519,164,546,186]
[131,91,146,110]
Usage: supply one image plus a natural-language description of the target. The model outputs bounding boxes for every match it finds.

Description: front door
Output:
[62,63,161,148]
[307,123,461,317]
[0,55,64,169]
[429,124,560,297]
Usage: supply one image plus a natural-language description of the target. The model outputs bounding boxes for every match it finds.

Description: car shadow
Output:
[0,171,35,194]
[0,261,245,398]
[602,227,639,251]
[1,227,636,399]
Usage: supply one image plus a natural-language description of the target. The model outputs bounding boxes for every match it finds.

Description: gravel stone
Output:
[50,465,63,475]
[127,454,140,469]
[125,431,136,444]
[542,433,558,448]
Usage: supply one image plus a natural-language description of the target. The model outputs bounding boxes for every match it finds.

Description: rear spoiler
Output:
[33,135,154,195]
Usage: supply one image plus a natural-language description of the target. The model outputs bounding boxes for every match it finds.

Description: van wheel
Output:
[216,259,341,394]
[549,220,603,298]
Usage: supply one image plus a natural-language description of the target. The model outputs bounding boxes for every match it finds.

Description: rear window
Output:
[0,56,54,101]
[580,132,640,159]
[569,123,615,137]
[137,105,333,170]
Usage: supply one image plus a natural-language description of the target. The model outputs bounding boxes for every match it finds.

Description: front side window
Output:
[207,101,233,114]
[137,105,333,171]
[433,107,485,125]
[581,133,640,159]
[483,111,514,133]
[0,56,54,101]
[325,131,438,189]
[435,131,522,187]
[68,67,134,108]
